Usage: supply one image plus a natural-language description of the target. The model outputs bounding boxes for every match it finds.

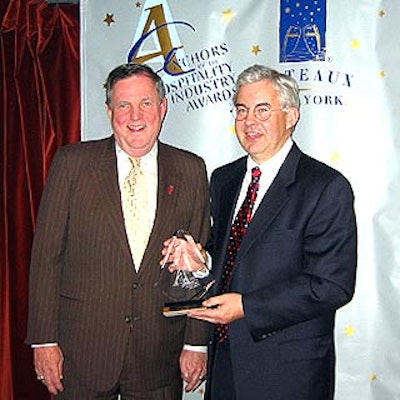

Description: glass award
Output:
[156,229,215,317]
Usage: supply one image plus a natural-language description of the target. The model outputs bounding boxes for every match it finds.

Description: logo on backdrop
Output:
[279,0,327,63]
[278,0,356,107]
[127,0,192,76]
[128,0,235,112]
[127,0,352,108]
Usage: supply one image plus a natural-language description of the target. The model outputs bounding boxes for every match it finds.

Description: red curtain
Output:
[0,1,80,398]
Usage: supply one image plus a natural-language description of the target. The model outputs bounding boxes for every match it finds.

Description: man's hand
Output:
[188,293,244,324]
[34,346,64,395]
[160,232,207,272]
[179,349,207,392]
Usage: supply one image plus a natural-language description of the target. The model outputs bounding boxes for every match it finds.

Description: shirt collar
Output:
[246,137,293,175]
[115,141,158,170]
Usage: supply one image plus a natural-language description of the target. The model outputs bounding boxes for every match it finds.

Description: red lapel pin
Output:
[167,185,175,195]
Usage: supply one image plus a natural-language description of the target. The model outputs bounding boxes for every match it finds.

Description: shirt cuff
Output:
[31,342,58,348]
[192,252,212,278]
[183,344,207,353]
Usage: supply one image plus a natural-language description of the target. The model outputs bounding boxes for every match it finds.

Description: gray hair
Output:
[233,65,300,109]
[105,63,166,105]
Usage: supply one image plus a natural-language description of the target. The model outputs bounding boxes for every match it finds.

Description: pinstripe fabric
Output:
[26,137,210,394]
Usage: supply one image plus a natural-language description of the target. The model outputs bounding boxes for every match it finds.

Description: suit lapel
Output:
[238,145,302,257]
[141,143,181,267]
[90,138,131,257]
[218,164,246,232]
[211,159,246,287]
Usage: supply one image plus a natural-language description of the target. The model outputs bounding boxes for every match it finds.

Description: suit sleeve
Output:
[183,158,211,345]
[243,173,357,341]
[188,158,210,247]
[26,148,72,344]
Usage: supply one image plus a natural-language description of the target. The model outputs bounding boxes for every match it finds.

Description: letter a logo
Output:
[127,0,194,79]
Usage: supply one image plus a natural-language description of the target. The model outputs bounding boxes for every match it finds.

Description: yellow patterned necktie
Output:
[122,157,150,270]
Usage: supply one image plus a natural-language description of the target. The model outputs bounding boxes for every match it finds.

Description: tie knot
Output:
[129,157,141,170]
[251,166,261,182]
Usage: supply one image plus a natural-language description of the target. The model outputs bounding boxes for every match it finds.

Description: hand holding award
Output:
[157,230,215,317]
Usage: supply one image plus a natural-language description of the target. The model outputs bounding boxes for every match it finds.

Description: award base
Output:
[163,299,206,317]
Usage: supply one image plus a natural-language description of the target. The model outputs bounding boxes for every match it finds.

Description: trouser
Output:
[57,334,182,400]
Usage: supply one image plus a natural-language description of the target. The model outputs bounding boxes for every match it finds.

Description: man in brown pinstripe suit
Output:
[26,63,210,399]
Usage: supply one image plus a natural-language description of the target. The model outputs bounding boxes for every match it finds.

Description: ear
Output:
[105,103,112,120]
[285,107,300,131]
[160,97,168,121]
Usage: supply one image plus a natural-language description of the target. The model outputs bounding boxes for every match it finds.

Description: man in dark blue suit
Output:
[169,64,357,400]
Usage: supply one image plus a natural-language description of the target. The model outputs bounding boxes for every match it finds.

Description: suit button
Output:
[124,315,133,323]
[132,283,139,289]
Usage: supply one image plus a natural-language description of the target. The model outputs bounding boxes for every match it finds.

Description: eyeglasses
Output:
[232,104,285,121]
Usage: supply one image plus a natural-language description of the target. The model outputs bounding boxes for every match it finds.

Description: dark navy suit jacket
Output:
[206,143,357,400]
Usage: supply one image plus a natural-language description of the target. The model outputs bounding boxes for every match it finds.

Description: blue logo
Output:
[280,0,326,63]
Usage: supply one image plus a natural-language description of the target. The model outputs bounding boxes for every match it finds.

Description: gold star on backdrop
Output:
[104,13,115,26]
[379,70,386,79]
[344,325,356,336]
[370,373,378,381]
[378,10,386,18]
[351,39,361,49]
[252,45,261,55]
[222,9,236,23]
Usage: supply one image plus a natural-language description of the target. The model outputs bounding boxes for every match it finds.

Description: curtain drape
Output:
[0,1,80,398]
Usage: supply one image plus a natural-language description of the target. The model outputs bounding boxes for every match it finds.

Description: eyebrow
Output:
[235,101,272,108]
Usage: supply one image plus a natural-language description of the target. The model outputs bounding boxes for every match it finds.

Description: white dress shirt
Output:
[233,138,293,220]
[116,141,158,239]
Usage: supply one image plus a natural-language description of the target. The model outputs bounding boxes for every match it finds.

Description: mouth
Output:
[127,124,146,132]
[245,131,261,139]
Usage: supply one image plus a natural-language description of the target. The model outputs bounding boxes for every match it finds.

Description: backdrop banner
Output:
[81,1,400,399]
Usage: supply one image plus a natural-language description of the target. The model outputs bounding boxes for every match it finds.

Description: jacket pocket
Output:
[279,334,332,363]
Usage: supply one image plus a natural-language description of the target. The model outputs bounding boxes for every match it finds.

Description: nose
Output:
[244,110,257,124]
[129,106,143,120]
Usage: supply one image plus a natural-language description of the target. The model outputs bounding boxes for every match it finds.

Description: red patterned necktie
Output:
[216,166,261,343]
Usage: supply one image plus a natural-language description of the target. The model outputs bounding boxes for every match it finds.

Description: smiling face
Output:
[234,80,299,164]
[106,74,167,157]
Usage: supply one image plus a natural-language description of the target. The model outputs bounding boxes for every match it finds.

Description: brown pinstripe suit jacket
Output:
[26,137,210,392]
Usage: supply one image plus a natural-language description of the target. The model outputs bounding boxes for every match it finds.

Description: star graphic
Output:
[135,1,142,7]
[252,45,262,55]
[378,10,386,17]
[222,9,236,23]
[379,70,386,79]
[344,325,356,336]
[330,151,340,167]
[370,373,378,381]
[351,39,361,49]
[104,13,115,26]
